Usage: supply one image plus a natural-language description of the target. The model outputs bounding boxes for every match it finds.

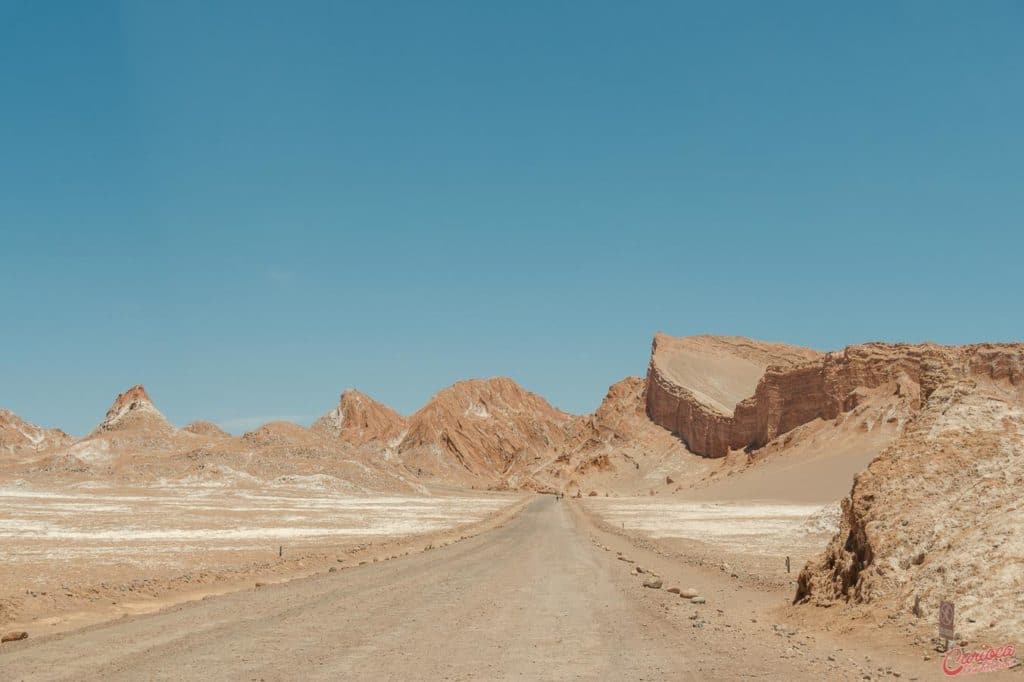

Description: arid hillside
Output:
[0,409,72,456]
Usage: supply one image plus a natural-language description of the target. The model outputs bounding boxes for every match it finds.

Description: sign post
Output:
[939,601,955,649]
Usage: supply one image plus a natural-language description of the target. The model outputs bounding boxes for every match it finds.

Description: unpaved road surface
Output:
[1,497,692,680]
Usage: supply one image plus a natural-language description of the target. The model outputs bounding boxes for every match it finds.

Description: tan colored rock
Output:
[795,347,1024,642]
[182,421,230,438]
[1,631,28,642]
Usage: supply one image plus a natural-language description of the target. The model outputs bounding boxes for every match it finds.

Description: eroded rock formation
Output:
[794,344,1024,640]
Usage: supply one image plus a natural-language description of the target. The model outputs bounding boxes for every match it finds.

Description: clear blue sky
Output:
[2,1,1021,435]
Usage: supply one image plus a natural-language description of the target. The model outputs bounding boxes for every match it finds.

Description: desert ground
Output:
[4,495,1007,681]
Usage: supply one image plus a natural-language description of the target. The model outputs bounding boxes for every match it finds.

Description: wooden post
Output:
[279,545,282,558]
[785,556,790,573]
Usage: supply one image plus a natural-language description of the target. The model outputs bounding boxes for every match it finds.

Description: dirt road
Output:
[1,497,693,680]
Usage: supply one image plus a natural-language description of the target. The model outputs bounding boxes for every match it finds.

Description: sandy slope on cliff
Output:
[685,377,919,504]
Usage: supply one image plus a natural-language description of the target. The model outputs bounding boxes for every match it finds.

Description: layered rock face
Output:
[647,335,1023,458]
[0,409,72,455]
[645,334,821,457]
[397,377,571,480]
[312,389,408,447]
[795,345,1024,640]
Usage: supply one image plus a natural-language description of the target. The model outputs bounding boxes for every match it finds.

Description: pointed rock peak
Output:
[96,384,172,433]
[312,388,407,446]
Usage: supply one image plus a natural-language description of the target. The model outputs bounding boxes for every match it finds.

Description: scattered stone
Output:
[1,631,28,643]
[690,596,706,604]
[667,587,681,594]
[642,579,663,589]
[680,588,699,599]
[328,567,338,573]
[254,582,267,588]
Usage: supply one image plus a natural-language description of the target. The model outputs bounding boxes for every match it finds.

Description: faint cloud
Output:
[217,414,314,434]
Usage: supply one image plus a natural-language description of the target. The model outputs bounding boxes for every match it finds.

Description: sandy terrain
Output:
[0,480,520,636]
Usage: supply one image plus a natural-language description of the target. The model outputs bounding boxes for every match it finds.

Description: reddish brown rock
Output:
[312,389,408,447]
[646,334,1024,458]
[397,377,571,483]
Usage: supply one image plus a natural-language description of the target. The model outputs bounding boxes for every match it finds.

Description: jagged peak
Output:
[95,384,173,433]
[312,388,407,446]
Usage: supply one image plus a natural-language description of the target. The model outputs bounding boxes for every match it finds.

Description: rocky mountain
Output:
[795,343,1024,641]
[312,389,408,447]
[396,377,571,485]
[0,409,73,455]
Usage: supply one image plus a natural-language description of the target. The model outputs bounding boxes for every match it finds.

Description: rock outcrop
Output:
[312,389,408,447]
[646,334,820,457]
[795,344,1024,641]
[92,385,174,436]
[0,409,72,455]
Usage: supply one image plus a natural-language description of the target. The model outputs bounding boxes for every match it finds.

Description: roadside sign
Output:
[939,601,955,640]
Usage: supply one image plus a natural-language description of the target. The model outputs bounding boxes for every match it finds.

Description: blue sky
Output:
[2,1,1021,435]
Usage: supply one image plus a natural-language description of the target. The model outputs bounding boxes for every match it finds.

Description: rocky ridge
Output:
[0,409,72,455]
